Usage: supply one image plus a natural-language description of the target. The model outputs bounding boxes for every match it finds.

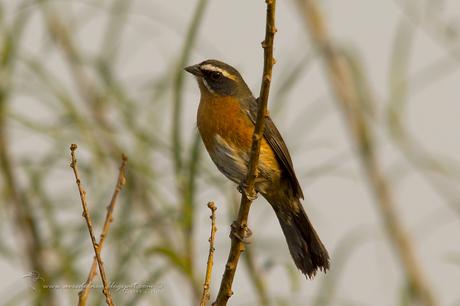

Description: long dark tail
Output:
[265,193,330,278]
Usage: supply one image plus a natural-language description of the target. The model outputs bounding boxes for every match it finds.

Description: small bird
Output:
[185,59,330,278]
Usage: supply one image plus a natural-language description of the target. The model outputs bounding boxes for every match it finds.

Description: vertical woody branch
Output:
[70,144,116,306]
[297,1,438,306]
[78,154,128,306]
[213,1,277,305]
[199,202,218,306]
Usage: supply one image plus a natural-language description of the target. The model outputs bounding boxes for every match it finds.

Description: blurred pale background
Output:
[0,0,459,306]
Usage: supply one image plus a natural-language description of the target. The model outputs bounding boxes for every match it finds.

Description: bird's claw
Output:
[230,221,252,244]
[237,183,258,201]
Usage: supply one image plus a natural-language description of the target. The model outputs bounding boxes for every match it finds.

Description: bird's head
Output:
[185,59,251,97]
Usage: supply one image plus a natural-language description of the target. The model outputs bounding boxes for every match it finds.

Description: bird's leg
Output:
[237,182,258,201]
[230,221,252,244]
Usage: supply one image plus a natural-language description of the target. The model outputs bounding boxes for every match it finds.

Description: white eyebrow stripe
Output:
[200,64,237,80]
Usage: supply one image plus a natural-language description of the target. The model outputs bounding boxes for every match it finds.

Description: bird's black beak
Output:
[184,64,202,77]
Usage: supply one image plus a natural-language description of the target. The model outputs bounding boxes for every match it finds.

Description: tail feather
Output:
[266,195,330,278]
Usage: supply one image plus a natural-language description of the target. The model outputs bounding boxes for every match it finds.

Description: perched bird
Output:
[185,59,329,278]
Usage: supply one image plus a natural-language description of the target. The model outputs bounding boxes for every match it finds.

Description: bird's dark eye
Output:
[209,71,222,81]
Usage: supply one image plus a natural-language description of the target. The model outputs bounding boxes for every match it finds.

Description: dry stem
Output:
[213,1,277,305]
[297,1,438,306]
[199,202,217,306]
[78,154,128,306]
[70,144,116,306]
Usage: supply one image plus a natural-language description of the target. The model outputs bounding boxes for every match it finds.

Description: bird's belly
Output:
[208,134,248,184]
[208,135,282,194]
[197,97,281,192]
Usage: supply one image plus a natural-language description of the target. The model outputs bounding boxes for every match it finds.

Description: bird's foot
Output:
[230,221,252,244]
[237,182,258,201]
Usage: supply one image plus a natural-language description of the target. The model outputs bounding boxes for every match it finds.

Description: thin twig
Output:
[199,202,217,306]
[78,154,128,306]
[69,144,116,306]
[297,1,438,306]
[213,1,277,305]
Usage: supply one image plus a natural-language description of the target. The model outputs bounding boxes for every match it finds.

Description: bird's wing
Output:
[242,96,304,199]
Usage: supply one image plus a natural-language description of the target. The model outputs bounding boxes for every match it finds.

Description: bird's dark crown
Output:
[185,59,251,97]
